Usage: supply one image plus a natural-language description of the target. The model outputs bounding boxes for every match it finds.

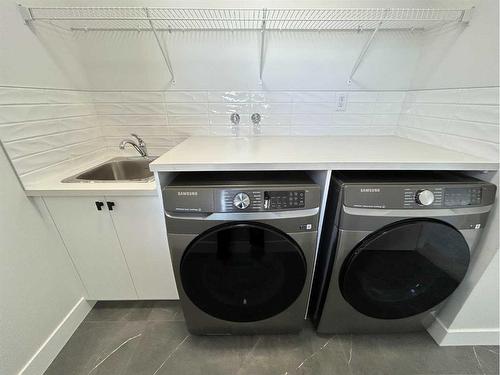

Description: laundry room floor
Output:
[45,301,499,375]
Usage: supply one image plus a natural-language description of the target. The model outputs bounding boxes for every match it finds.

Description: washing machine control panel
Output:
[345,183,496,209]
[222,189,307,211]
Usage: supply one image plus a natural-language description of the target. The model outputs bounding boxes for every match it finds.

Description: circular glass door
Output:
[339,218,470,320]
[180,222,307,322]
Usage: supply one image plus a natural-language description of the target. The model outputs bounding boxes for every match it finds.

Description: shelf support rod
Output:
[144,7,175,84]
[348,19,383,84]
[259,8,267,84]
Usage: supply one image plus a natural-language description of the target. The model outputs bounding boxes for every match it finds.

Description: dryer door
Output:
[180,222,307,322]
[339,218,470,319]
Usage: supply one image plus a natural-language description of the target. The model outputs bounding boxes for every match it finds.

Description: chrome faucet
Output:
[119,133,148,157]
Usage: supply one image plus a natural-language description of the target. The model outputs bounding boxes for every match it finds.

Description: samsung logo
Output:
[177,191,198,196]
[360,188,381,193]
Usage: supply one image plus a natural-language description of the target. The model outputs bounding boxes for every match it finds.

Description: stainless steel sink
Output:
[62,157,155,183]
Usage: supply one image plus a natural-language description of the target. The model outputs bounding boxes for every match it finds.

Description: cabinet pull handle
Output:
[107,201,115,211]
[95,201,104,211]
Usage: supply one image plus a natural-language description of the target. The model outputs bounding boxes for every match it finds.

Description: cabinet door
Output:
[44,196,137,300]
[106,196,178,299]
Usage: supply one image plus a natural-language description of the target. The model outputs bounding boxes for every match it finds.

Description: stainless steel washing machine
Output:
[310,171,496,334]
[163,172,320,335]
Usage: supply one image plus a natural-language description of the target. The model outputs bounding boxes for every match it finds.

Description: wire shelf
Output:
[19,5,473,84]
[24,7,470,31]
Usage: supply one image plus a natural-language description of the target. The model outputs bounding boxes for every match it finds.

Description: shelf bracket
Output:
[348,19,383,85]
[460,7,475,24]
[259,8,267,84]
[17,4,33,24]
[144,7,175,84]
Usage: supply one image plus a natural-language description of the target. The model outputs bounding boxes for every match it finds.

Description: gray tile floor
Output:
[45,301,499,375]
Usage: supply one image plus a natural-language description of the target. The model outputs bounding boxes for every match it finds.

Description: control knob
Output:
[233,192,251,210]
[415,189,435,206]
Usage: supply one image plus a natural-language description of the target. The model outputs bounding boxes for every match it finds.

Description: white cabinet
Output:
[106,196,178,299]
[44,195,177,300]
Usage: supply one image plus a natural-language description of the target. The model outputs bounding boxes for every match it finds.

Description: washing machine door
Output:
[339,218,470,320]
[180,222,307,322]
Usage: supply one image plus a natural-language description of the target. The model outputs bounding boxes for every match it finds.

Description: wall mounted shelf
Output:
[18,6,473,84]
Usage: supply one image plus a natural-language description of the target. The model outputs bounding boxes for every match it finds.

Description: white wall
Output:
[0,143,89,374]
[410,0,499,89]
[398,0,499,345]
[0,1,107,186]
[0,1,91,373]
[23,0,470,91]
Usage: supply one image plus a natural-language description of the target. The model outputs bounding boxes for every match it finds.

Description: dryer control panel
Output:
[343,183,496,209]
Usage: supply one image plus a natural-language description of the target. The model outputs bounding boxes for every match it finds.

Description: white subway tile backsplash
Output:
[167,126,209,136]
[292,102,335,114]
[0,104,95,124]
[411,116,451,133]
[209,114,250,126]
[250,91,292,103]
[13,139,103,176]
[447,120,499,142]
[373,102,403,114]
[258,114,291,126]
[168,115,208,125]
[255,126,290,136]
[0,119,62,141]
[331,113,372,125]
[345,102,375,114]
[165,91,207,103]
[208,91,250,103]
[346,91,379,102]
[292,91,335,103]
[167,102,208,115]
[290,126,394,136]
[371,114,400,126]
[102,126,167,137]
[98,114,167,126]
[0,87,47,104]
[456,104,499,124]
[377,91,406,102]
[208,103,250,115]
[413,89,462,104]
[398,87,499,161]
[459,87,499,105]
[0,88,91,105]
[4,86,495,182]
[210,126,251,136]
[250,103,292,114]
[291,114,332,126]
[4,130,99,159]
[92,91,124,102]
[120,91,164,103]
[95,103,166,115]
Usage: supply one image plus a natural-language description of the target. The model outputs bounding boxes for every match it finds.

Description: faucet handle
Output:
[130,133,144,144]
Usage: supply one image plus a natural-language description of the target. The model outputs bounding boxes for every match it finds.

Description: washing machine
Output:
[310,171,496,334]
[163,171,320,335]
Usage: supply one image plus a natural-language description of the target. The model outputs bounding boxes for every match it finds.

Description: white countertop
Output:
[24,153,157,197]
[150,136,499,172]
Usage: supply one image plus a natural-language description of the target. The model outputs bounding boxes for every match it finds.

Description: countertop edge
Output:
[150,161,500,172]
[24,187,158,197]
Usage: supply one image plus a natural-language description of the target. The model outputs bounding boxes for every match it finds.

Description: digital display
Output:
[265,190,305,209]
[444,187,481,207]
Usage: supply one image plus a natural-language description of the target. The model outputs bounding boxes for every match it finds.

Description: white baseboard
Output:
[428,316,500,346]
[19,297,95,375]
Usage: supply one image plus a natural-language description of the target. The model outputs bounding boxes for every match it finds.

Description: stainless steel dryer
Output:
[163,172,320,335]
[310,171,496,334]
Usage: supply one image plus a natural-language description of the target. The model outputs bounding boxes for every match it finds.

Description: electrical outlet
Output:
[336,93,348,112]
